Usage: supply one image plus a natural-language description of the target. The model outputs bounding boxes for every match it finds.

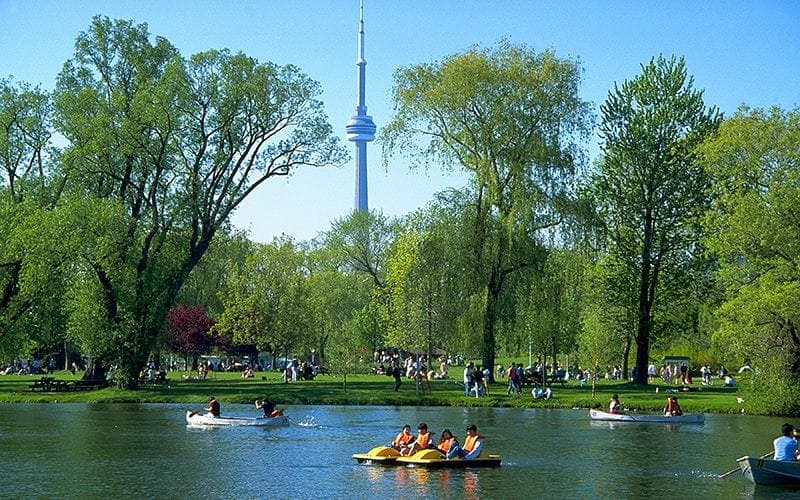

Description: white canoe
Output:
[185,410,289,427]
[737,456,800,486]
[589,409,704,424]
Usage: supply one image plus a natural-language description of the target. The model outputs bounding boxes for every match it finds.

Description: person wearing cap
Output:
[773,423,798,461]
[446,424,483,460]
[463,363,473,397]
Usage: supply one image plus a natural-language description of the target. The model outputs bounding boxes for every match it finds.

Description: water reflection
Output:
[0,404,794,499]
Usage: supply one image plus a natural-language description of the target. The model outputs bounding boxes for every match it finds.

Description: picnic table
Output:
[29,377,70,392]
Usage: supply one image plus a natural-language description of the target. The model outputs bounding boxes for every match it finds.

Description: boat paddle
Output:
[719,451,775,478]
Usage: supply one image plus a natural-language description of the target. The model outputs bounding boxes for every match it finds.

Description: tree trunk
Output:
[482,281,499,383]
[634,210,654,385]
[622,334,632,380]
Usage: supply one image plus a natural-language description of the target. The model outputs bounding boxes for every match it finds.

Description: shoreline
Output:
[0,371,756,415]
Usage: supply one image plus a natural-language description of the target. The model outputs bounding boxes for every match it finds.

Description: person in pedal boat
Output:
[255,398,280,417]
[205,396,220,416]
[609,394,623,414]
[391,424,415,451]
[401,423,434,456]
[663,396,683,416]
[437,429,458,456]
[446,424,483,460]
[773,423,798,461]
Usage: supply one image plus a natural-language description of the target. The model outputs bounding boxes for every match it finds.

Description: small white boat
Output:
[737,456,800,485]
[185,410,289,427]
[589,409,704,424]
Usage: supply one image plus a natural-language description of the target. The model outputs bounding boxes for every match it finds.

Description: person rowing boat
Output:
[255,398,283,418]
[609,394,623,414]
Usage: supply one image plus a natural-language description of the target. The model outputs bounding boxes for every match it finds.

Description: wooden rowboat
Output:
[589,409,704,424]
[185,410,289,427]
[737,456,800,486]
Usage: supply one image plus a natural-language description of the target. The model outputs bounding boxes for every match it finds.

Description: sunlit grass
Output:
[0,368,744,414]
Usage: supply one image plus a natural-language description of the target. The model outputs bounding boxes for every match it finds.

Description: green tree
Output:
[54,17,345,386]
[593,55,721,385]
[517,249,586,373]
[217,237,308,369]
[383,41,592,377]
[322,210,397,289]
[699,106,800,415]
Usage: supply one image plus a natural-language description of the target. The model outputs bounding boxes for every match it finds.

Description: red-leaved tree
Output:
[166,304,215,371]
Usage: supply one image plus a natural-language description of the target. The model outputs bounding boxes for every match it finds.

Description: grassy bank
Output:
[0,370,744,414]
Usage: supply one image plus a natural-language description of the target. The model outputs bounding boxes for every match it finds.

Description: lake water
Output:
[1,404,798,499]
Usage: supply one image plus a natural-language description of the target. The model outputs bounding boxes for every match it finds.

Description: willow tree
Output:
[54,17,345,386]
[592,56,721,384]
[700,107,800,415]
[383,41,592,377]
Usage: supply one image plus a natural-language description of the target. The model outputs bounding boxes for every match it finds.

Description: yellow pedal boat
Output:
[352,446,402,465]
[353,446,501,468]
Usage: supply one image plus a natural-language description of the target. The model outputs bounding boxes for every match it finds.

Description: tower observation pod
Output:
[345,0,376,212]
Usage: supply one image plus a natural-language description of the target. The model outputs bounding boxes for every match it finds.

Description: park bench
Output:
[29,377,71,392]
[70,380,108,391]
[29,376,55,391]
[547,374,567,387]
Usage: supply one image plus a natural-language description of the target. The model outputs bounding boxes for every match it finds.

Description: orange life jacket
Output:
[416,431,431,448]
[463,434,481,452]
[394,432,414,447]
[439,437,456,454]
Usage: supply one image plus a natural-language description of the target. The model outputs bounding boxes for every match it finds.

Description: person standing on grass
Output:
[392,361,402,392]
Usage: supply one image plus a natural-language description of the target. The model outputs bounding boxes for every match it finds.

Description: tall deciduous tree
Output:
[216,236,308,364]
[54,17,345,386]
[593,55,721,385]
[0,78,66,357]
[700,106,800,415]
[383,41,592,377]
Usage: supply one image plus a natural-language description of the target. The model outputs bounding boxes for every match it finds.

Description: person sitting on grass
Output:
[446,424,483,460]
[532,385,552,400]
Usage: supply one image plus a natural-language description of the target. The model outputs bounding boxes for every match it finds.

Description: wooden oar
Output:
[719,451,775,478]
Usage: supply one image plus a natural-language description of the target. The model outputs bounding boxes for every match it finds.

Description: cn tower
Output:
[345,0,376,212]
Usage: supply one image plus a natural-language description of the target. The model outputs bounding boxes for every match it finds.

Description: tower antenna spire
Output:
[346,0,376,212]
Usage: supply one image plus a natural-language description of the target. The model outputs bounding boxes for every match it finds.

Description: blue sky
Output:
[1,1,798,242]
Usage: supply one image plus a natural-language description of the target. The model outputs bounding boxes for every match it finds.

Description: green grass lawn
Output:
[0,369,745,414]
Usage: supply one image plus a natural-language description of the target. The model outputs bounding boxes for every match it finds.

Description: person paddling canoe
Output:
[609,394,623,414]
[205,396,220,417]
[255,398,279,417]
